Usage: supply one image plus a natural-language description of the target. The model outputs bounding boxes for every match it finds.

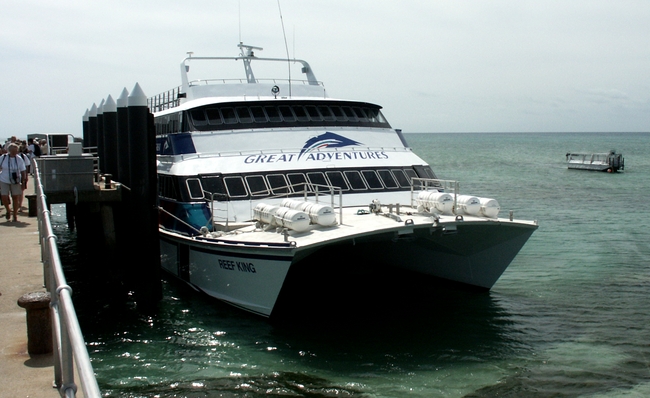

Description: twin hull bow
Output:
[160,206,537,317]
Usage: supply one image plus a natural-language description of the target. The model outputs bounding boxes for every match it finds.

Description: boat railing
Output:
[148,77,325,112]
[33,159,102,398]
[188,78,322,87]
[202,181,343,228]
[250,181,344,225]
[410,177,460,211]
[148,86,183,112]
[204,191,231,229]
[566,152,616,164]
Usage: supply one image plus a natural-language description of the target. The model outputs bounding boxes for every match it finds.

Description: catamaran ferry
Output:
[151,43,538,317]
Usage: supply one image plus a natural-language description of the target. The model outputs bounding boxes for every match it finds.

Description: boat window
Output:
[205,108,223,125]
[204,167,421,201]
[191,109,208,126]
[250,106,267,123]
[186,178,204,200]
[236,107,253,124]
[265,106,282,122]
[404,169,419,187]
[391,169,411,188]
[318,105,336,121]
[159,175,183,200]
[306,172,328,191]
[267,174,291,195]
[221,107,238,124]
[224,176,247,197]
[413,166,438,179]
[362,170,384,189]
[341,106,358,122]
[199,175,228,199]
[325,171,349,191]
[292,105,309,122]
[343,170,367,190]
[287,173,308,192]
[377,169,398,189]
[365,108,384,123]
[305,105,322,122]
[377,110,387,124]
[278,106,296,122]
[181,101,392,132]
[352,107,369,122]
[245,175,269,196]
[330,106,348,122]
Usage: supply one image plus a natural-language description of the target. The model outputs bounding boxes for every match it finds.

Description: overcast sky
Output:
[2,0,649,137]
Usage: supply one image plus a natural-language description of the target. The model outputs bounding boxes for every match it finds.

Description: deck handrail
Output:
[33,159,101,398]
[410,178,460,212]
[199,181,343,231]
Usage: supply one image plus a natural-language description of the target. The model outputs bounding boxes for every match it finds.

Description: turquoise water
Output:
[58,132,650,397]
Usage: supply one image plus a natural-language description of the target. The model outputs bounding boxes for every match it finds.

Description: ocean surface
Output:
[55,132,650,397]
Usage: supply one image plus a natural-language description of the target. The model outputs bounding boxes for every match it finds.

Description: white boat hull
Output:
[160,209,537,317]
[161,233,295,316]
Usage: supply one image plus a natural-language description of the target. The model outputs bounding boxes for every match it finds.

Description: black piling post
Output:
[102,95,118,178]
[126,82,161,307]
[96,99,105,171]
[113,88,130,294]
[88,103,98,150]
[82,109,89,149]
[116,88,130,186]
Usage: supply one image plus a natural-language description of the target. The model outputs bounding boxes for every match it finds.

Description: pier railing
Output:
[33,159,101,398]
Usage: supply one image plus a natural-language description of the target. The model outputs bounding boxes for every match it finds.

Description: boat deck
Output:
[195,204,537,249]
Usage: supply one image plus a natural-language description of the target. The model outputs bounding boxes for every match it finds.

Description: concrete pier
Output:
[0,206,59,397]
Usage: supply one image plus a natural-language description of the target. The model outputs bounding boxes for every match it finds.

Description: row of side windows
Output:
[154,102,391,136]
[159,166,437,202]
[187,101,391,131]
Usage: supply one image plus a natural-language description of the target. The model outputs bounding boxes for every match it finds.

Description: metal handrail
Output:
[410,177,460,212]
[33,159,101,398]
[188,78,322,86]
[199,181,344,230]
[244,181,344,225]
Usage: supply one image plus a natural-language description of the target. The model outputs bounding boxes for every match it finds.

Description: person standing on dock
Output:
[0,143,27,222]
[39,139,48,156]
[17,144,30,210]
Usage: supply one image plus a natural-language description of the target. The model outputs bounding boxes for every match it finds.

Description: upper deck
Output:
[149,43,328,113]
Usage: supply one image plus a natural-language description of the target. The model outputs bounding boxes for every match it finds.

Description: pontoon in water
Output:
[566,150,624,172]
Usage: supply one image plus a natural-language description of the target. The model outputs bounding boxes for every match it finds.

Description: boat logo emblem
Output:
[298,132,363,159]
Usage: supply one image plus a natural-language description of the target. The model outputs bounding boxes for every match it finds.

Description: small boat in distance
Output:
[566,150,624,173]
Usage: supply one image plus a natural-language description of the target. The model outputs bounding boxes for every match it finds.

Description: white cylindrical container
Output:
[280,198,303,209]
[428,192,454,214]
[456,195,481,216]
[274,207,311,232]
[479,197,500,218]
[253,203,279,225]
[306,203,336,226]
[417,191,454,214]
[280,199,336,226]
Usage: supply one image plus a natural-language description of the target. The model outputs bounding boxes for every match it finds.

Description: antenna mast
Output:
[238,43,263,83]
[277,0,292,97]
